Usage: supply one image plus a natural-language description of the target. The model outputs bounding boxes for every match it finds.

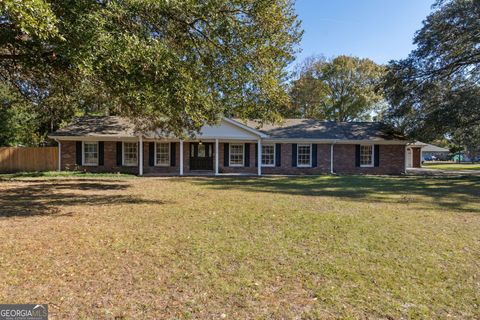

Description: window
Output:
[123,142,138,166]
[360,145,374,167]
[83,142,98,166]
[198,144,206,157]
[155,142,170,166]
[297,144,312,167]
[229,144,244,166]
[262,144,275,167]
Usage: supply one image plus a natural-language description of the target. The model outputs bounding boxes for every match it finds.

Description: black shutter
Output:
[244,143,250,167]
[76,141,82,166]
[275,144,281,167]
[149,142,155,166]
[374,145,380,167]
[312,144,317,167]
[292,144,297,167]
[224,143,229,167]
[355,145,361,167]
[116,142,123,166]
[170,142,176,166]
[98,142,104,166]
[255,143,258,167]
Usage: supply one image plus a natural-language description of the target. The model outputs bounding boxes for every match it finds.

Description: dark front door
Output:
[190,143,213,171]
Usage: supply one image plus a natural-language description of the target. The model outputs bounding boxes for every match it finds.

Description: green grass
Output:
[423,162,480,171]
[0,170,137,180]
[0,175,479,318]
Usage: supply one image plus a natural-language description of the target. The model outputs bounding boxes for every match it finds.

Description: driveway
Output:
[407,167,480,176]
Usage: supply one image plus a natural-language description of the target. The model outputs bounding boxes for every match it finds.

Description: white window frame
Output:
[82,141,98,166]
[360,144,374,167]
[261,144,276,167]
[229,143,244,167]
[297,144,312,168]
[122,141,138,166]
[154,142,171,167]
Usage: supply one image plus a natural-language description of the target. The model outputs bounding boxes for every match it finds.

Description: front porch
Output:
[142,139,263,176]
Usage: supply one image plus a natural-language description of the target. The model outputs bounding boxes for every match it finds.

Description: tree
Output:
[0,82,46,146]
[383,0,480,140]
[0,0,302,138]
[290,55,386,122]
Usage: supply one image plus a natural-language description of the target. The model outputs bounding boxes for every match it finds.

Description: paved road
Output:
[407,168,480,176]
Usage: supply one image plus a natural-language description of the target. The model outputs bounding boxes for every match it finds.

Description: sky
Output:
[294,0,435,66]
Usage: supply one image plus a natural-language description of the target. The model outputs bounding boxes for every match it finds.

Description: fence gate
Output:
[0,147,58,172]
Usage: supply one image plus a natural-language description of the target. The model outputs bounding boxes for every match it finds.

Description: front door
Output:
[406,148,413,168]
[190,143,213,171]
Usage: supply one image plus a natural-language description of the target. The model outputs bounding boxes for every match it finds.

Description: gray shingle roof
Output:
[52,116,137,137]
[239,119,408,141]
[51,116,407,141]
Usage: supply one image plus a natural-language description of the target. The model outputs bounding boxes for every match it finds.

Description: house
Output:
[421,143,450,161]
[48,116,414,176]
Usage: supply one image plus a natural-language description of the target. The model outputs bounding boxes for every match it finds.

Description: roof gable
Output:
[197,118,265,140]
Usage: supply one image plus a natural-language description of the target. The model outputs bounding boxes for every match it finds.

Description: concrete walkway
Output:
[407,168,480,176]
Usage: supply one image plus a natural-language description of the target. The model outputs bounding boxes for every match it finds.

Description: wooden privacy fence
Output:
[0,147,58,172]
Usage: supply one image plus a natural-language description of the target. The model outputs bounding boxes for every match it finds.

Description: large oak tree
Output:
[383,0,480,149]
[289,55,386,122]
[0,0,302,138]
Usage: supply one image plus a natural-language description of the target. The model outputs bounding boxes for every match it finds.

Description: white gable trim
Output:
[222,118,268,138]
[195,118,267,140]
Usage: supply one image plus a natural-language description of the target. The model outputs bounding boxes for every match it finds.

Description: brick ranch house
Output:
[48,116,422,176]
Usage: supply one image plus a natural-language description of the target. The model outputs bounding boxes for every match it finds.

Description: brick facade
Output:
[219,142,257,174]
[61,141,139,174]
[333,144,405,175]
[60,140,407,175]
[261,143,331,175]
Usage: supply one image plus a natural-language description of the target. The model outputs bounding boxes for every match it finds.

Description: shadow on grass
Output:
[0,171,136,179]
[193,175,480,213]
[0,180,163,218]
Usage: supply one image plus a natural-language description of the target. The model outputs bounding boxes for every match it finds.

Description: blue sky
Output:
[294,0,435,65]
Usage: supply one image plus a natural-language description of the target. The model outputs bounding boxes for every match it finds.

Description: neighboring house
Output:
[48,116,413,176]
[421,143,450,161]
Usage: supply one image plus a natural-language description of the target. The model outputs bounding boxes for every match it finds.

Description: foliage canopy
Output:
[290,55,386,122]
[383,0,479,150]
[0,0,302,141]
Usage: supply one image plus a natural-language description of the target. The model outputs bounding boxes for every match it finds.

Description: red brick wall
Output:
[60,141,138,174]
[142,142,180,174]
[61,140,407,175]
[219,142,257,174]
[333,144,405,174]
[261,143,331,175]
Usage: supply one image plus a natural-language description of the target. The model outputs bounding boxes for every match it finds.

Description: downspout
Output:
[138,135,144,176]
[330,140,336,174]
[54,139,61,172]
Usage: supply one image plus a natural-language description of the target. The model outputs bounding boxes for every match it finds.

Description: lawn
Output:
[0,175,479,319]
[423,162,480,171]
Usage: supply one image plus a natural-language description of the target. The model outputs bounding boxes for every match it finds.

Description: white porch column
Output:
[180,140,184,176]
[215,138,219,175]
[257,139,262,176]
[139,136,143,176]
[330,143,334,174]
